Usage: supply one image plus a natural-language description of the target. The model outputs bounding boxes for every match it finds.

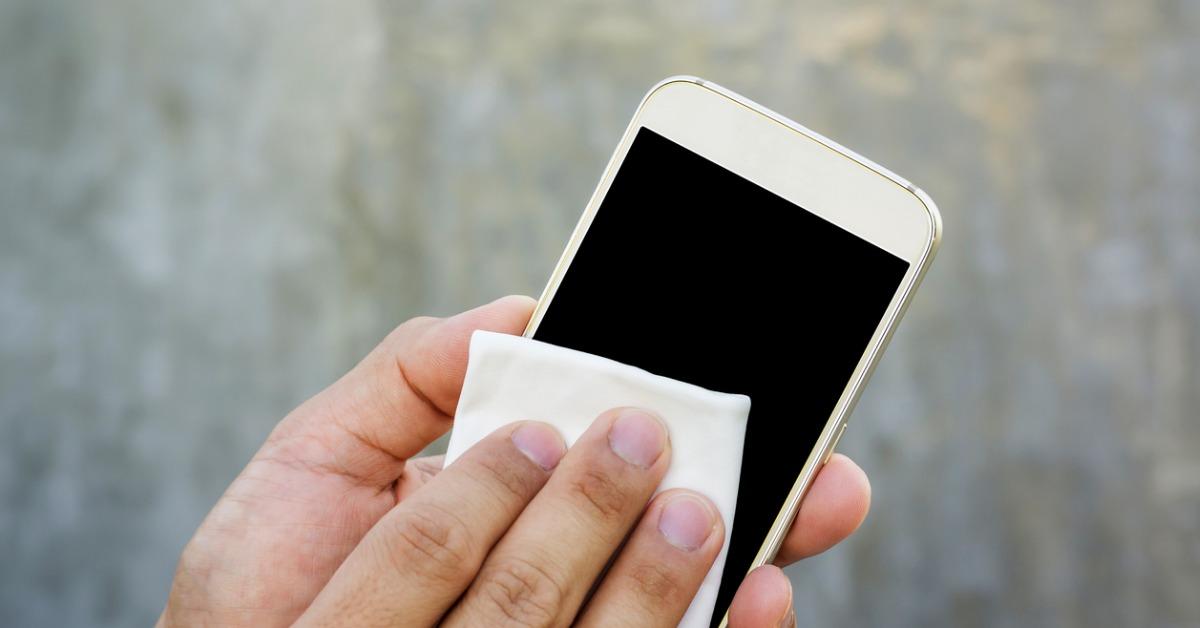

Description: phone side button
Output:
[823,423,848,463]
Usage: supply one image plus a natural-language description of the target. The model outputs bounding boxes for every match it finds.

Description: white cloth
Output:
[444,330,751,627]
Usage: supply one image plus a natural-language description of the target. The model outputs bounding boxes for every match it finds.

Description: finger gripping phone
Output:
[523,77,941,626]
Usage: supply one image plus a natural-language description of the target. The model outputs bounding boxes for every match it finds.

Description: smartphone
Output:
[522,77,941,626]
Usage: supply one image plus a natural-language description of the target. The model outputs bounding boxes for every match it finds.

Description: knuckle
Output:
[379,316,436,354]
[469,449,537,502]
[475,555,566,627]
[395,315,438,336]
[571,469,633,520]
[627,561,683,603]
[385,502,474,583]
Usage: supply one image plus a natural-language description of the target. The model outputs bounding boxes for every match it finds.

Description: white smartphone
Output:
[522,77,941,626]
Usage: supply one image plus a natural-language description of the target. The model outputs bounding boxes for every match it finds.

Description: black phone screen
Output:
[531,127,910,624]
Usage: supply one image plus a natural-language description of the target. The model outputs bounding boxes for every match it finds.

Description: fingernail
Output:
[779,604,796,628]
[608,409,667,468]
[658,494,716,551]
[511,423,566,470]
[778,579,796,628]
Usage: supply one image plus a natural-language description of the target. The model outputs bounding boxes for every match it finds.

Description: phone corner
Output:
[639,75,708,108]
[908,184,943,261]
[651,74,707,89]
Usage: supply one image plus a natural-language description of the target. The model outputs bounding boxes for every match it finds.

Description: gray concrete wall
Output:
[1,1,1197,626]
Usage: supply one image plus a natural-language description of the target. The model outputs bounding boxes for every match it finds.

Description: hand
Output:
[159,296,871,627]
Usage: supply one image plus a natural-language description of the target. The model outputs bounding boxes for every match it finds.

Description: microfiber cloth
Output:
[444,330,751,627]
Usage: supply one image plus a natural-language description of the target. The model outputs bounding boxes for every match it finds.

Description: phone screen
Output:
[531,127,910,624]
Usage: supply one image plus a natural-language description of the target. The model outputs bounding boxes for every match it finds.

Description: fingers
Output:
[727,565,795,628]
[296,421,565,627]
[267,295,535,487]
[773,453,871,565]
[443,408,671,627]
[575,490,724,628]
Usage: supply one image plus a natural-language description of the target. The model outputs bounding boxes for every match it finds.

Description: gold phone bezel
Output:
[521,76,942,626]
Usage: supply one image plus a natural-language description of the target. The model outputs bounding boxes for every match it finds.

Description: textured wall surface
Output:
[1,1,1197,626]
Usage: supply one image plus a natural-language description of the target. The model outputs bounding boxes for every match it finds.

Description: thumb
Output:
[269,294,536,486]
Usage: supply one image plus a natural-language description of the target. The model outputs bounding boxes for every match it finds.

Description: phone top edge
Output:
[653,76,943,262]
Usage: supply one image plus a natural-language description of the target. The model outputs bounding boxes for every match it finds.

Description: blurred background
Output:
[2,0,1197,626]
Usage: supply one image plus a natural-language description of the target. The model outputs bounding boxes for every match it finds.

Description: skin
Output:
[159,296,871,627]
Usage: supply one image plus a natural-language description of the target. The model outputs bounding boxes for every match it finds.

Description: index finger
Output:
[296,420,566,627]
